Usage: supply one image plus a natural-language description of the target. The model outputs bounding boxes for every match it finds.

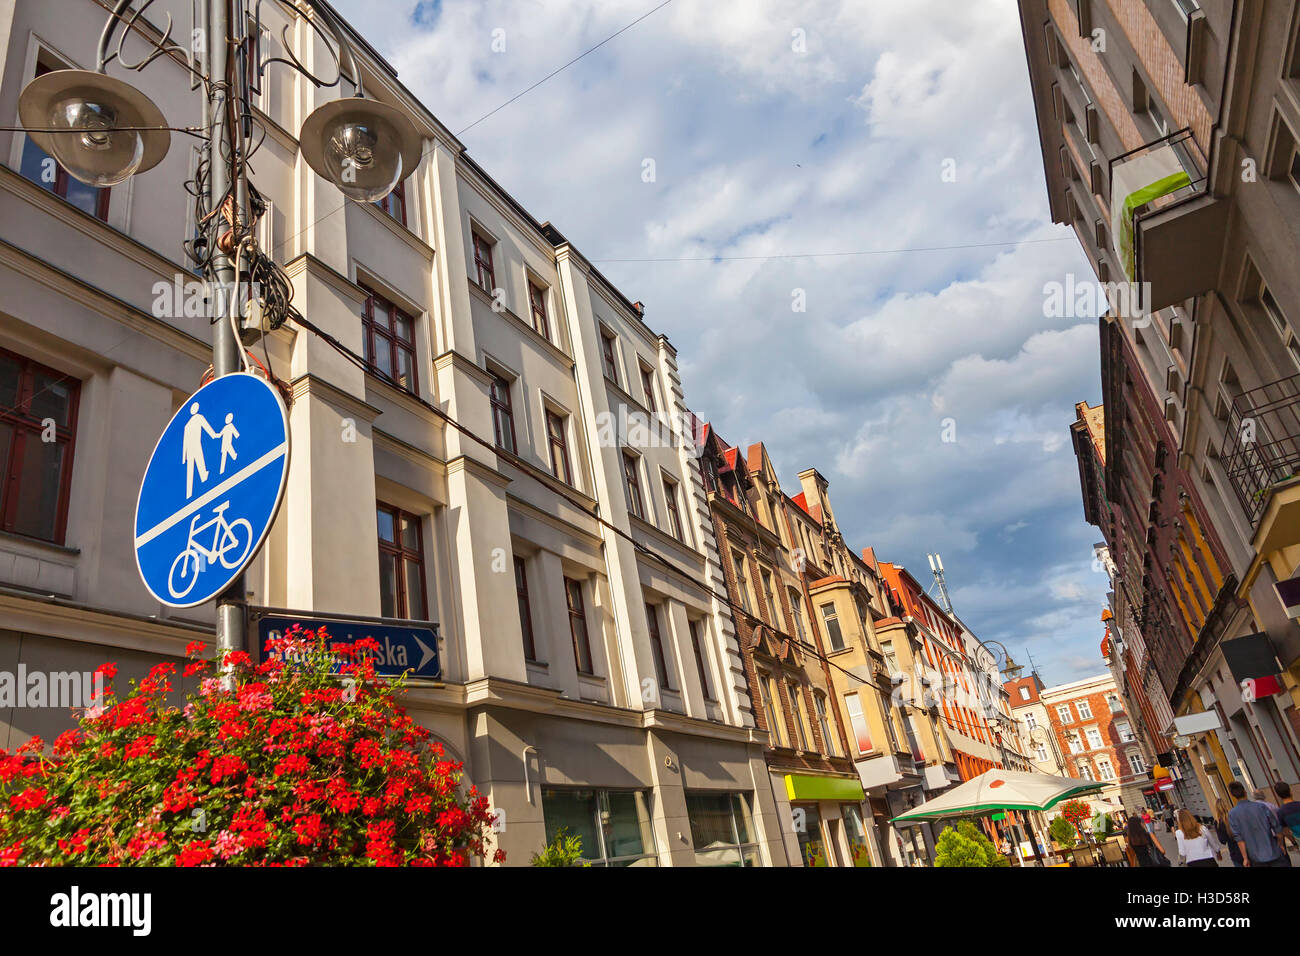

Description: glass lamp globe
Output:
[322,114,403,203]
[47,96,144,187]
[300,96,422,205]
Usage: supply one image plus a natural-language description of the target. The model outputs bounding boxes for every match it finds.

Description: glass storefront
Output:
[841,804,874,867]
[541,788,658,866]
[685,792,762,866]
[794,803,828,867]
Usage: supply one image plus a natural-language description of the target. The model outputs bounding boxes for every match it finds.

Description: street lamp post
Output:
[17,0,421,659]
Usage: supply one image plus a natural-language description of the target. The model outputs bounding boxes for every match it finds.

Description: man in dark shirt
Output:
[1275,782,1300,850]
[1227,780,1288,867]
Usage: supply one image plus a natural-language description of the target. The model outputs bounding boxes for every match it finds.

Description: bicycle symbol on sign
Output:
[167,500,253,599]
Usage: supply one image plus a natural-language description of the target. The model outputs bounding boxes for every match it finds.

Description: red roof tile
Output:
[809,575,846,588]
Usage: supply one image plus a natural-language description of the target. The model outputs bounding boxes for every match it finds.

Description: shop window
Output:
[541,789,657,866]
[685,792,760,866]
[794,804,828,867]
[841,804,873,867]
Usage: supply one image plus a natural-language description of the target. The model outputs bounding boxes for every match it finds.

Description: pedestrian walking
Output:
[1175,809,1220,867]
[1275,782,1300,850]
[1125,816,1170,867]
[1141,808,1153,833]
[1214,800,1244,868]
[1253,787,1280,813]
[1227,780,1290,867]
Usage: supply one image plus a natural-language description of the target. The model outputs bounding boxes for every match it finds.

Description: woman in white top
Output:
[1175,809,1221,867]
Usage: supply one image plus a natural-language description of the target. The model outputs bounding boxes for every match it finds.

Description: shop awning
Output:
[1221,631,1282,683]
[890,769,1104,822]
[784,773,865,803]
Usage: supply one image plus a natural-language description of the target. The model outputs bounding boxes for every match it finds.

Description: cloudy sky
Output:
[331,0,1111,684]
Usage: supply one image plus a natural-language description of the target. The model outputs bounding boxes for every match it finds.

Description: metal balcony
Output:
[1221,375,1300,526]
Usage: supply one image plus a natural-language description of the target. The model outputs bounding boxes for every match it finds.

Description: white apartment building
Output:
[0,0,785,865]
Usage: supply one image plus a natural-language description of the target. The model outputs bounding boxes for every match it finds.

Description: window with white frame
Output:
[1035,742,1050,763]
[814,693,837,756]
[1025,712,1037,731]
[1075,700,1093,720]
[820,603,845,652]
[1084,726,1104,749]
[1096,756,1116,781]
[731,550,752,613]
[1056,704,1073,724]
[1128,751,1147,774]
[1115,719,1135,742]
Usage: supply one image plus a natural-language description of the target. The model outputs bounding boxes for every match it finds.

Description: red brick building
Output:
[1039,674,1151,811]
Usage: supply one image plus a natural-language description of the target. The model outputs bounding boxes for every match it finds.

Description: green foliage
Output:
[1049,815,1078,849]
[530,827,589,867]
[933,821,1011,867]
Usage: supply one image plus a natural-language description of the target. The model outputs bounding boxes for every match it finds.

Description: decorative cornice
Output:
[466,280,576,369]
[0,237,208,365]
[445,454,512,490]
[0,166,189,280]
[358,199,436,261]
[282,252,368,306]
[433,348,494,387]
[0,588,210,654]
[289,373,382,423]
[458,675,760,742]
[372,427,446,473]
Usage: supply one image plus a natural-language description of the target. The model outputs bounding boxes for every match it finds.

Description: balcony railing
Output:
[1108,128,1207,284]
[1221,374,1300,526]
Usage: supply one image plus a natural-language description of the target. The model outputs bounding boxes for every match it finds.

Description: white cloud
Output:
[330,0,1112,685]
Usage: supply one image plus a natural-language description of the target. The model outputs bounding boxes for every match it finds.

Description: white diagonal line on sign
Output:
[135,442,287,548]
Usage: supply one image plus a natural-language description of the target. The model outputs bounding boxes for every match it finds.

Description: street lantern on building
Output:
[13,0,420,662]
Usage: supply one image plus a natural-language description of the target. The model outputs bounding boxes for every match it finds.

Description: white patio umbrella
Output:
[891,768,1106,823]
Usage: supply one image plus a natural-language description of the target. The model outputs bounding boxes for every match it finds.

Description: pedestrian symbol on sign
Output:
[182,402,243,498]
[135,372,289,608]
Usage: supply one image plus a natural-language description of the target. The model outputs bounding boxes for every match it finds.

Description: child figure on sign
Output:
[218,413,240,475]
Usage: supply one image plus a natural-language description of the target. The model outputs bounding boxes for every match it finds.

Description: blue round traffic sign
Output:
[134,372,289,608]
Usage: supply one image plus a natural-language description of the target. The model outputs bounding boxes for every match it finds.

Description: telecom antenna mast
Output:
[928,553,954,615]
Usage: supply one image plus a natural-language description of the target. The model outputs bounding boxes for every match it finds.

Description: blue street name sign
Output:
[251,608,441,680]
[134,372,289,608]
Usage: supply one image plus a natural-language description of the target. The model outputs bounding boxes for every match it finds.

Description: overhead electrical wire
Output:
[286,311,1015,753]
